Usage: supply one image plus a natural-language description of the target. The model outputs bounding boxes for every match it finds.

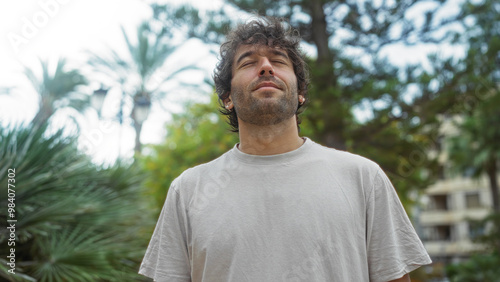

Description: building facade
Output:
[414,116,496,279]
[419,175,492,265]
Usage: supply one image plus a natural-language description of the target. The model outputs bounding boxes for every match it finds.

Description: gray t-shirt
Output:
[139,138,431,282]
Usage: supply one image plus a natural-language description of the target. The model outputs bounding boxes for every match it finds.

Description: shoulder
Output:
[170,149,234,192]
[308,139,381,173]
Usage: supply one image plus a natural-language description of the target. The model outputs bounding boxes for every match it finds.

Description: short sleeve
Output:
[366,168,431,282]
[139,180,191,282]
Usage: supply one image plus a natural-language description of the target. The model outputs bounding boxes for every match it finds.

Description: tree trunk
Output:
[307,0,346,150]
[131,94,146,156]
[309,0,331,65]
[487,157,499,212]
[133,121,143,155]
[32,96,53,127]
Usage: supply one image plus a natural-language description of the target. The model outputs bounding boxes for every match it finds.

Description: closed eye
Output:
[240,61,255,68]
[272,60,287,65]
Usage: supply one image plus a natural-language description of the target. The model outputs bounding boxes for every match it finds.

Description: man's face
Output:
[228,43,300,127]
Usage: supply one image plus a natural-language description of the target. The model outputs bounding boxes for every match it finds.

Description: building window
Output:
[428,194,449,211]
[423,225,453,241]
[465,192,481,209]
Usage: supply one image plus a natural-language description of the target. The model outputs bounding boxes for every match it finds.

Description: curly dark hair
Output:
[213,16,310,132]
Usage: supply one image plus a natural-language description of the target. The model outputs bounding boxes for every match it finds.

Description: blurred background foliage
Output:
[0,0,499,281]
[0,124,154,281]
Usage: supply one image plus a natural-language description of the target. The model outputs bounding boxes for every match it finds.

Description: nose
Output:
[258,58,274,77]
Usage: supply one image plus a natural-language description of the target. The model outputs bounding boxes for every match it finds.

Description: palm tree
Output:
[25,58,88,127]
[0,122,154,281]
[88,21,198,155]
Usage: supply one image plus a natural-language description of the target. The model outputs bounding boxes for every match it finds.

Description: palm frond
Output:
[149,65,203,95]
[90,20,200,100]
[0,123,153,281]
[23,58,88,126]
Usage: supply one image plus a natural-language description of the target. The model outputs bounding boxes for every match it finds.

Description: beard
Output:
[231,77,298,126]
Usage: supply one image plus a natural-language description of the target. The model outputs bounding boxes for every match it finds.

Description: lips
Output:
[253,81,282,91]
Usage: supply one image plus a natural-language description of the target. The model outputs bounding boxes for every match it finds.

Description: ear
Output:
[223,93,233,110]
[298,94,305,105]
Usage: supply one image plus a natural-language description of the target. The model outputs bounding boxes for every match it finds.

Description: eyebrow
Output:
[235,49,290,65]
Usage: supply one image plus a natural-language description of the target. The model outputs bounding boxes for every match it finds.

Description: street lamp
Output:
[133,96,151,124]
[91,86,109,116]
[132,95,152,154]
[91,87,152,156]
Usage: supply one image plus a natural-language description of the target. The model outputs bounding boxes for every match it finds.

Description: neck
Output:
[237,116,304,155]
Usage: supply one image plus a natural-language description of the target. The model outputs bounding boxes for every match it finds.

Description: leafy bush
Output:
[446,254,500,282]
[0,123,154,281]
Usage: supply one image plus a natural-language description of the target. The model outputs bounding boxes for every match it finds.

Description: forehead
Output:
[233,44,290,63]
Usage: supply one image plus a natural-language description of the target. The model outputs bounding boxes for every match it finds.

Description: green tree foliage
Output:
[141,95,238,213]
[431,0,500,278]
[409,0,499,126]
[150,3,231,44]
[0,123,153,281]
[472,213,500,254]
[446,253,500,282]
[444,0,500,211]
[448,94,500,212]
[24,58,88,127]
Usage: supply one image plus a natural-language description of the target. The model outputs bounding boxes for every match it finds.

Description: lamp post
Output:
[91,87,152,158]
[91,86,108,117]
[132,95,152,154]
[134,96,152,124]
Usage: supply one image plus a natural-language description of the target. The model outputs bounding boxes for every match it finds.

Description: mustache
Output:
[249,77,285,90]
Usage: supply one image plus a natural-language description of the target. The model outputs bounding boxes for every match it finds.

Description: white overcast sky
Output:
[0,0,221,164]
[0,0,465,164]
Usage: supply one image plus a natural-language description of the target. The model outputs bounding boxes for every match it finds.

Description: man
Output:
[139,17,431,282]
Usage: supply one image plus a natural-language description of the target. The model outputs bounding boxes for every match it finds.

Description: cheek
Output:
[283,75,298,91]
[276,69,297,85]
[231,73,251,91]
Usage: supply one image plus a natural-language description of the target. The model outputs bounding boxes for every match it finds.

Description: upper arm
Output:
[388,273,410,282]
[139,183,191,281]
[366,168,431,281]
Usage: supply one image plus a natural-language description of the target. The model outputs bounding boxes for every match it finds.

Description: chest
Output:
[186,169,367,255]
